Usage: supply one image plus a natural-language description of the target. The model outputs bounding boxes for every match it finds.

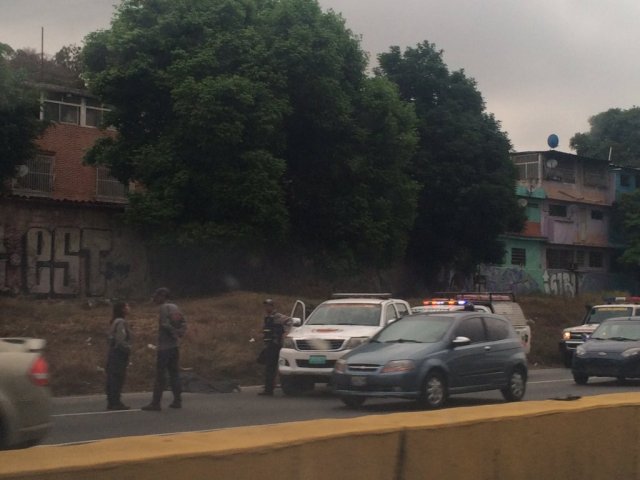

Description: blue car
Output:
[572,317,640,384]
[332,312,527,409]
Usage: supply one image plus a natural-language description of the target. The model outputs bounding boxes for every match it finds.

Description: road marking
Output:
[53,409,141,418]
[529,379,573,384]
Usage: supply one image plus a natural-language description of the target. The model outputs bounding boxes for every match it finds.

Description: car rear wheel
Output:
[501,368,526,402]
[281,377,314,396]
[418,371,447,409]
[341,396,366,409]
[573,372,589,385]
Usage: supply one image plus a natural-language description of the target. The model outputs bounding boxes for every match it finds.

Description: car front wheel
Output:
[418,371,447,409]
[573,372,589,385]
[501,368,527,402]
[341,396,366,409]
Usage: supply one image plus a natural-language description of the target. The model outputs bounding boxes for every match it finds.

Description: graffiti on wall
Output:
[479,266,540,294]
[0,225,126,296]
[542,270,577,296]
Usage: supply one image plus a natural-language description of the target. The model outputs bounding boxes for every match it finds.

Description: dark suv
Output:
[332,312,528,409]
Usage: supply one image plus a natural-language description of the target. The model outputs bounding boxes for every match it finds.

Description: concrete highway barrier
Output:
[1,393,639,480]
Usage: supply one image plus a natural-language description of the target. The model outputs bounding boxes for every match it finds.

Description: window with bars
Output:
[589,251,604,268]
[12,155,54,195]
[511,248,526,266]
[546,249,572,269]
[513,155,539,182]
[96,166,127,202]
[549,204,568,217]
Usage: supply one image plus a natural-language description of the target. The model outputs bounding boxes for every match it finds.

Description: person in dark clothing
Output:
[142,287,187,411]
[106,301,132,410]
[259,298,292,396]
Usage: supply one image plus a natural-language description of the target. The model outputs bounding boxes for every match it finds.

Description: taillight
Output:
[29,356,50,387]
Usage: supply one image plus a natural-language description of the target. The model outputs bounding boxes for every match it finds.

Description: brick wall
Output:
[37,123,116,202]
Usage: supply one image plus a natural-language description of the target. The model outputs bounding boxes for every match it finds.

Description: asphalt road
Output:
[42,368,640,446]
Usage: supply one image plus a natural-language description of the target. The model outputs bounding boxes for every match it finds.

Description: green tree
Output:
[376,41,525,282]
[0,43,45,191]
[617,191,640,266]
[83,0,292,249]
[7,46,84,88]
[570,107,640,166]
[263,0,418,272]
[82,0,419,272]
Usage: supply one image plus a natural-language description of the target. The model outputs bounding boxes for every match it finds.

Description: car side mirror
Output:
[452,336,471,347]
[291,317,302,327]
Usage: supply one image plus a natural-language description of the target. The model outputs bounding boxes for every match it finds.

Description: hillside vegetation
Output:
[0,291,611,396]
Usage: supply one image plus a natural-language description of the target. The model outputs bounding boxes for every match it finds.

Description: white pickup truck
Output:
[413,292,532,355]
[278,293,411,395]
[559,297,640,367]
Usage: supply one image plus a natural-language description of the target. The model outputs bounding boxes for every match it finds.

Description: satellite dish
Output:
[15,165,29,177]
[548,134,559,149]
[517,198,528,207]
[546,158,558,169]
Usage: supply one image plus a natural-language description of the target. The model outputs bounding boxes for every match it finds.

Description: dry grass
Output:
[0,291,622,395]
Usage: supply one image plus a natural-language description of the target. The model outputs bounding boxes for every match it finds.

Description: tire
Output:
[341,396,366,409]
[281,377,314,396]
[573,372,589,385]
[418,371,447,409]
[501,368,527,402]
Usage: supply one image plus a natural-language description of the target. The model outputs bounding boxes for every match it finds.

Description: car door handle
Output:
[484,346,492,351]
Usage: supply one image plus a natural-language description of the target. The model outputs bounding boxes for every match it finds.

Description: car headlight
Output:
[381,360,415,374]
[345,337,369,349]
[562,331,571,341]
[622,348,640,358]
[282,337,295,349]
[576,345,586,356]
[334,358,347,373]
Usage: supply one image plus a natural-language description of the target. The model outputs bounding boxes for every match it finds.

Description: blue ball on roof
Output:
[547,134,559,149]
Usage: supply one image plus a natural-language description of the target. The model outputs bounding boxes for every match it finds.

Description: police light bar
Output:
[422,298,468,306]
[604,296,640,304]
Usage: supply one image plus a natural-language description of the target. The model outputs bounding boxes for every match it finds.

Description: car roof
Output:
[600,316,640,323]
[320,297,403,306]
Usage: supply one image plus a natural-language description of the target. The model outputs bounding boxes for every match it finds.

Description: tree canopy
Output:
[570,107,640,166]
[376,42,524,279]
[82,0,419,273]
[0,43,45,191]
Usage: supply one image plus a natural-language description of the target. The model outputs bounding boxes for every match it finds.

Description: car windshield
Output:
[591,321,640,341]
[586,307,633,324]
[305,303,382,326]
[373,315,452,343]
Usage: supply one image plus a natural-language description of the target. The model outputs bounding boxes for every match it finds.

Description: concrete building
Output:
[480,150,639,295]
[1,84,148,297]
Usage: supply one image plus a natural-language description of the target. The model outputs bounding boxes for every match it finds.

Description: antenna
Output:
[608,146,613,162]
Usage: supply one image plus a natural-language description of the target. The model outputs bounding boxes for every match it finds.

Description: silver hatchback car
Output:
[0,338,52,449]
[333,312,528,409]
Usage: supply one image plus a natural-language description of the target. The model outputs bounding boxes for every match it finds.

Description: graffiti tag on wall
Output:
[542,270,576,296]
[0,226,113,296]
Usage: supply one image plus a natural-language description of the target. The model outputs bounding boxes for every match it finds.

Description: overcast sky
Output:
[2,0,640,153]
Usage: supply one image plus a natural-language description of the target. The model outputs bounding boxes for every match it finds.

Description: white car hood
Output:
[288,324,381,340]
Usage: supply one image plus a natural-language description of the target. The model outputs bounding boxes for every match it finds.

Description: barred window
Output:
[96,166,127,202]
[589,251,604,269]
[511,248,526,266]
[12,154,54,195]
[549,204,567,217]
[547,249,572,269]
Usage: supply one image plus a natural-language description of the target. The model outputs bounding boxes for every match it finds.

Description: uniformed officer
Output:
[259,299,292,396]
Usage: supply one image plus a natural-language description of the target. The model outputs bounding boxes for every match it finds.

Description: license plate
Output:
[351,376,366,387]
[309,355,327,365]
